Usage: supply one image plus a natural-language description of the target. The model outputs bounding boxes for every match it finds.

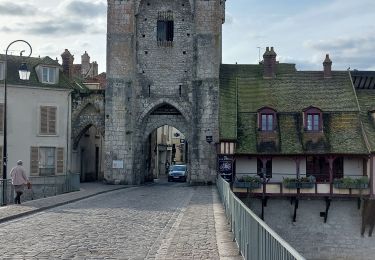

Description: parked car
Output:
[168,164,187,182]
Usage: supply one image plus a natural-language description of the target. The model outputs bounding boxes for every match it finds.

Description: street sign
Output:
[112,160,124,169]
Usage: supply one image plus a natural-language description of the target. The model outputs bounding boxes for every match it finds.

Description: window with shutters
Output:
[39,147,56,176]
[30,147,39,176]
[40,106,57,135]
[0,103,3,134]
[42,67,56,84]
[30,146,64,176]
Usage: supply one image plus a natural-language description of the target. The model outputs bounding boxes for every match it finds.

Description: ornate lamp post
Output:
[2,40,32,206]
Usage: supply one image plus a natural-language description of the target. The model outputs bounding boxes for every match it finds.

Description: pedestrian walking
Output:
[165,160,170,175]
[10,160,29,204]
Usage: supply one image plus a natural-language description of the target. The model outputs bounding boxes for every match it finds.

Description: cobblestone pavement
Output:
[0,181,241,259]
[245,197,375,260]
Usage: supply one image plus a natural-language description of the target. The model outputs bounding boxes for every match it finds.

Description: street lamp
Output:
[2,40,32,206]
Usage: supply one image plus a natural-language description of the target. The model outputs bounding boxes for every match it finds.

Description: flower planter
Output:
[234,181,261,189]
[334,183,368,189]
[284,182,315,189]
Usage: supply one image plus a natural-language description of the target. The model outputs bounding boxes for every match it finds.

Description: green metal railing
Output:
[1,173,80,205]
[217,176,305,260]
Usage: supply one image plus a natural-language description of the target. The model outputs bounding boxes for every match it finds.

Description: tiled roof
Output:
[0,54,73,90]
[355,89,375,152]
[220,64,368,155]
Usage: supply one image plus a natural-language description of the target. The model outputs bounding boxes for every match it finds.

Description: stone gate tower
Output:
[105,0,225,184]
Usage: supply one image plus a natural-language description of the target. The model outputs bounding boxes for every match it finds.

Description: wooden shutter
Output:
[30,147,39,176]
[40,106,48,134]
[48,107,57,134]
[0,103,3,133]
[56,147,64,174]
[40,106,57,135]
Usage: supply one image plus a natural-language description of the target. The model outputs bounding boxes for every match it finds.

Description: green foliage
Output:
[237,176,261,183]
[283,176,316,184]
[334,176,369,188]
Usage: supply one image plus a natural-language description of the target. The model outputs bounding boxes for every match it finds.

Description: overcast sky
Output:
[0,0,374,73]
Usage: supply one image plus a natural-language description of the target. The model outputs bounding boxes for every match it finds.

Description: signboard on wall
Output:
[218,155,233,182]
[112,160,124,169]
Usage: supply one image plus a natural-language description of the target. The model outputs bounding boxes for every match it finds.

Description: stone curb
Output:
[0,185,134,224]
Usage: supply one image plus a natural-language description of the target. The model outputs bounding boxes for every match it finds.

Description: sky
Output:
[0,0,374,73]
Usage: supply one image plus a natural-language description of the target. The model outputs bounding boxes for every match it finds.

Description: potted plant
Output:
[283,176,316,189]
[334,176,369,189]
[234,176,261,189]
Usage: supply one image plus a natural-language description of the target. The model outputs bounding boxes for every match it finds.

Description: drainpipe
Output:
[66,90,73,179]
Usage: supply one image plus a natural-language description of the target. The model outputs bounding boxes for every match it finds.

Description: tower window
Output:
[157,20,174,42]
[157,11,174,46]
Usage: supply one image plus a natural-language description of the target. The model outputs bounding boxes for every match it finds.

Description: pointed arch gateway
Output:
[133,102,192,184]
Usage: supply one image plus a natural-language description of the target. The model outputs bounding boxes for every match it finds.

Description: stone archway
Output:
[132,102,193,184]
[71,94,105,182]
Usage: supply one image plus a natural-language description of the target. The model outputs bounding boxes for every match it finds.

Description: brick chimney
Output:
[263,47,277,79]
[323,54,332,79]
[61,49,74,79]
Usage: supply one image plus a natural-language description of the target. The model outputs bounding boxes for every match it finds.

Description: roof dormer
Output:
[303,106,323,132]
[36,64,60,84]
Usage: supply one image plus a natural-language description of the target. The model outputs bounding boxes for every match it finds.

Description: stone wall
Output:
[105,0,224,184]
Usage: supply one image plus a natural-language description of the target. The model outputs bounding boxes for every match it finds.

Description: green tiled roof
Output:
[325,113,368,154]
[279,114,303,154]
[0,54,73,90]
[356,89,375,152]
[220,63,368,155]
[219,78,237,140]
[236,113,257,154]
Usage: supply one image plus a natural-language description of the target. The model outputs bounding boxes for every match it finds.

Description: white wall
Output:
[0,85,71,178]
[344,157,363,177]
[236,157,257,175]
[235,156,307,182]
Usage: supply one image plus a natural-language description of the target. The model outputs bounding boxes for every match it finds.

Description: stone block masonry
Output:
[105,0,225,184]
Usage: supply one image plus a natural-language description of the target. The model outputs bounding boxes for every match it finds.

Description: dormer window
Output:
[307,114,320,131]
[0,62,4,80]
[261,114,274,131]
[258,107,277,131]
[42,67,56,84]
[304,106,323,131]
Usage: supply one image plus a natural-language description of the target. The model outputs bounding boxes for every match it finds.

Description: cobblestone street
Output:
[0,182,241,259]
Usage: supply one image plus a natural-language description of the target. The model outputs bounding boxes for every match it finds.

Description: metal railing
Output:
[217,176,305,260]
[1,172,80,205]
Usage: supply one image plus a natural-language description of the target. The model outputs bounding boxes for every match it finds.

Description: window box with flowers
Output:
[333,176,369,189]
[283,176,316,189]
[234,176,261,189]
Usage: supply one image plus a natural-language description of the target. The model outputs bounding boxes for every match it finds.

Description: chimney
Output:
[61,49,74,79]
[323,54,332,79]
[92,61,98,77]
[81,51,91,76]
[263,46,277,79]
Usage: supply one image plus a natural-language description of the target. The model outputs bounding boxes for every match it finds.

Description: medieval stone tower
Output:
[105,0,225,184]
